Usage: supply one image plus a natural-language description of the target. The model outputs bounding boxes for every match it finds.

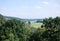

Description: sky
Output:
[0,0,60,19]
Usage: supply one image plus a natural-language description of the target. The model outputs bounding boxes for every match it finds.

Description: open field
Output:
[31,22,43,28]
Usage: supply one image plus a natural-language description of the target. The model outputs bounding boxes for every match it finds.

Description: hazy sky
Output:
[0,0,60,19]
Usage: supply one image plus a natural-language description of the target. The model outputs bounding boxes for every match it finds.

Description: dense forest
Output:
[0,14,60,41]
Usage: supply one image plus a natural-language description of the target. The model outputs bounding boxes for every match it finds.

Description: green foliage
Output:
[43,17,60,29]
[41,17,60,41]
[0,14,60,41]
[0,14,27,41]
[29,28,44,41]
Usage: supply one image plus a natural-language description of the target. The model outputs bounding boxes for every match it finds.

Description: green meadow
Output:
[31,22,43,27]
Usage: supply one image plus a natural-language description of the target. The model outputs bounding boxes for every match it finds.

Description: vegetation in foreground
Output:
[0,14,60,41]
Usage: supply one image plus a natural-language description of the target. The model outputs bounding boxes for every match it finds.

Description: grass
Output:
[31,22,43,27]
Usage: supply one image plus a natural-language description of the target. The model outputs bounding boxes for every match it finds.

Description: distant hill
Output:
[5,16,22,20]
[4,16,43,21]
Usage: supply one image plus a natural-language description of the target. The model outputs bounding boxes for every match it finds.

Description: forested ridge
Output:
[0,14,60,41]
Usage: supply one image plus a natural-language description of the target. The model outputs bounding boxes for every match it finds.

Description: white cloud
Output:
[0,7,8,10]
[34,6,42,9]
[19,5,42,9]
[20,6,29,8]
[51,3,60,7]
[56,11,60,13]
[42,1,49,5]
